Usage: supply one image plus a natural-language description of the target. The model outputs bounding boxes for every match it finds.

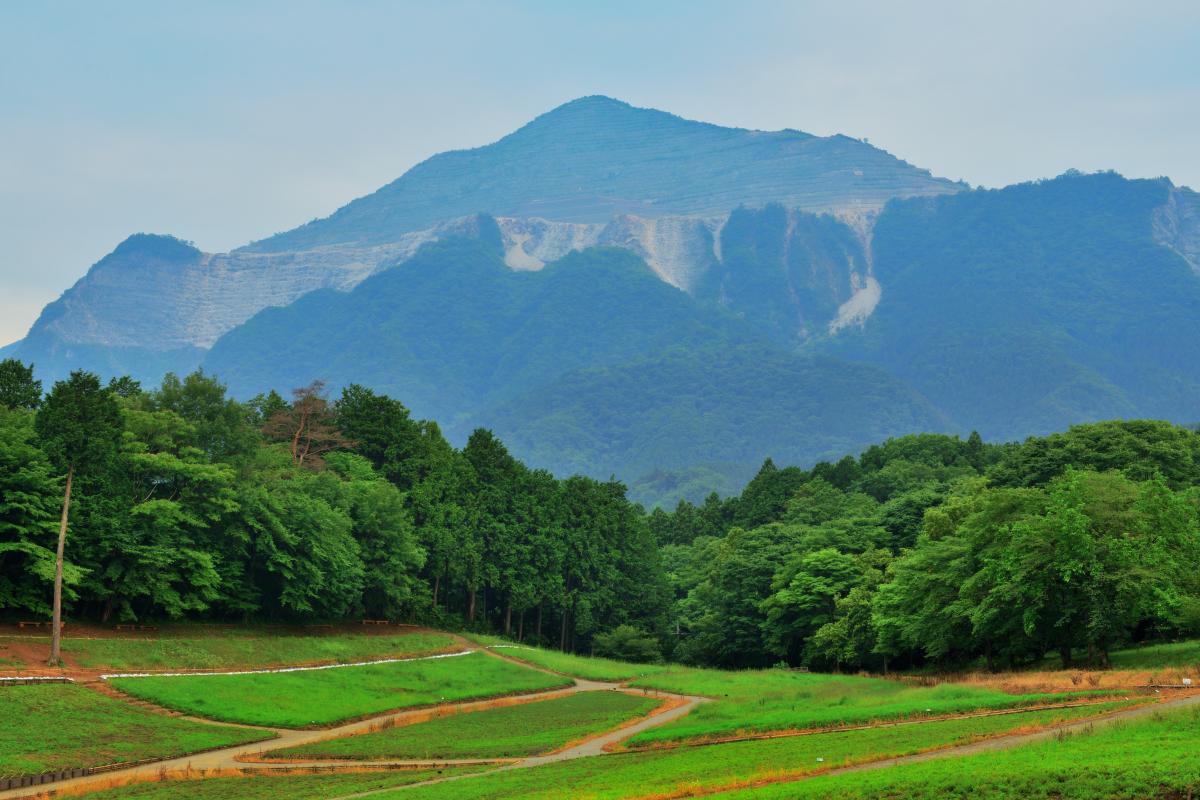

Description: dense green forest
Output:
[2,357,1198,669]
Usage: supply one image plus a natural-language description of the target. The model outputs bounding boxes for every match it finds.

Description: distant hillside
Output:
[481,347,950,489]
[824,172,1200,440]
[203,232,758,422]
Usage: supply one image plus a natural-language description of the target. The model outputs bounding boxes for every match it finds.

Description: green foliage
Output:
[35,370,123,474]
[592,624,662,663]
[0,358,41,410]
[0,408,69,613]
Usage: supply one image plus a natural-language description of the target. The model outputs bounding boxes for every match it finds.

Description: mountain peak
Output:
[243,99,960,253]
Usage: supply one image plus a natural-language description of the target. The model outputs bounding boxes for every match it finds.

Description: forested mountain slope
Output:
[824,172,1200,440]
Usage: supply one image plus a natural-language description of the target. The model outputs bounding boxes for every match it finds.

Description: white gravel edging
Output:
[101,649,474,680]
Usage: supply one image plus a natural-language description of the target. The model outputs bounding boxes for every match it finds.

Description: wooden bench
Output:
[17,621,61,630]
[361,619,390,626]
[113,624,157,631]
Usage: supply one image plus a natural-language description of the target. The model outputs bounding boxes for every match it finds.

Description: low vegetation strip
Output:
[27,630,458,671]
[366,703,1130,800]
[711,705,1200,799]
[468,635,667,682]
[625,667,1122,746]
[270,691,661,761]
[109,651,570,728]
[68,766,487,800]
[100,649,472,678]
[0,684,271,778]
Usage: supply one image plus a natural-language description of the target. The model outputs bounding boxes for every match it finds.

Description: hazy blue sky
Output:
[2,1,1198,345]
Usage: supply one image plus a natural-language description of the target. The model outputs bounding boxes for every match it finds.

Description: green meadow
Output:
[109,652,569,727]
[625,667,1121,746]
[715,704,1200,799]
[368,703,1132,800]
[69,766,485,800]
[273,691,660,760]
[55,629,457,670]
[0,683,271,777]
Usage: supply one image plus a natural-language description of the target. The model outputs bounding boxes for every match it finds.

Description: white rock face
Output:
[597,215,722,292]
[1153,186,1200,276]
[829,275,882,333]
[31,207,881,355]
[495,215,722,292]
[496,218,604,271]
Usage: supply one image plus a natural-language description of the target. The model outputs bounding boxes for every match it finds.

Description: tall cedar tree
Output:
[34,371,122,664]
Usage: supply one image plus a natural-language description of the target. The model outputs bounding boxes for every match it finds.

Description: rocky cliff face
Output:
[1154,185,1200,275]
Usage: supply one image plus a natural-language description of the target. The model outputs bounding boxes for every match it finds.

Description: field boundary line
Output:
[99,650,473,680]
[616,695,1144,752]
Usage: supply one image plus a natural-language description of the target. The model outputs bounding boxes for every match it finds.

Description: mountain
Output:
[6,96,958,386]
[245,95,960,251]
[6,98,1200,505]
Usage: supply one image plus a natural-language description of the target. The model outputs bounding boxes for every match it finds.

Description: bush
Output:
[593,625,662,663]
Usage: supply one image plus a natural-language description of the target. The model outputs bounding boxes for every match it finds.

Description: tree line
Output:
[0,360,667,662]
[654,422,1200,669]
[2,356,1198,670]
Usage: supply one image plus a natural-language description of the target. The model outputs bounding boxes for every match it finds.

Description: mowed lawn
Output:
[625,668,1121,746]
[0,684,271,777]
[715,704,1200,799]
[468,635,667,682]
[274,691,660,760]
[367,703,1133,800]
[6,630,456,671]
[109,652,570,727]
[71,766,485,800]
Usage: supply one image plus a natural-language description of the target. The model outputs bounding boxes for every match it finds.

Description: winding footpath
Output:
[3,639,1196,800]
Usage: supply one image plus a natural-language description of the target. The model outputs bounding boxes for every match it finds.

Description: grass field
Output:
[625,668,1122,746]
[714,704,1200,799]
[71,766,485,800]
[0,630,456,671]
[467,635,667,682]
[364,703,1134,800]
[0,683,272,777]
[1102,639,1200,670]
[272,691,661,760]
[109,652,571,727]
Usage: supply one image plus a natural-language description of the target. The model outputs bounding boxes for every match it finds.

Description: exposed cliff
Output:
[1153,185,1200,275]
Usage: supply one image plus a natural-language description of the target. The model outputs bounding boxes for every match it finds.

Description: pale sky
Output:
[2,0,1198,346]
